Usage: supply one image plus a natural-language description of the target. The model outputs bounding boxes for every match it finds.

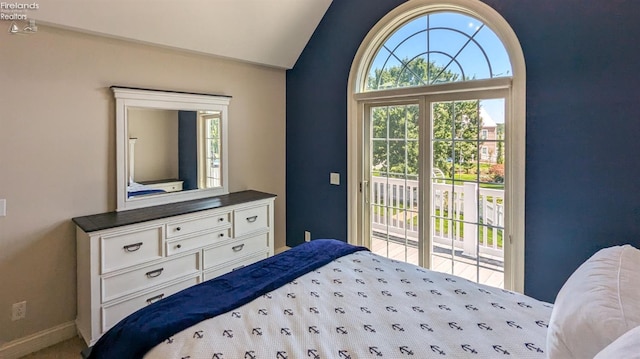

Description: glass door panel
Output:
[430,98,505,288]
[369,103,420,266]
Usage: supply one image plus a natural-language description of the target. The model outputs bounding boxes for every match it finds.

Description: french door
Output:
[362,91,509,289]
[365,101,422,266]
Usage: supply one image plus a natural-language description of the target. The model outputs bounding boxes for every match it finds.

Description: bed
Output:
[85,239,640,359]
[85,239,552,358]
[127,182,166,198]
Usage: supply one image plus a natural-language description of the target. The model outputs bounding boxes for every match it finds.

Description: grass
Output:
[451,173,504,189]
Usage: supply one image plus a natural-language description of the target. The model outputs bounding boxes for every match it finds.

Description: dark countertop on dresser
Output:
[72,190,276,233]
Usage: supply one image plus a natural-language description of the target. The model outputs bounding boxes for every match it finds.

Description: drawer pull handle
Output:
[232,265,245,271]
[218,217,225,222]
[232,244,245,252]
[176,244,182,249]
[218,233,225,238]
[146,268,164,278]
[246,216,258,223]
[146,293,164,304]
[123,242,143,252]
[176,227,182,231]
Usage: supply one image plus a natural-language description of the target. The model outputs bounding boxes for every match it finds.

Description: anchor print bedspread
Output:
[144,250,552,358]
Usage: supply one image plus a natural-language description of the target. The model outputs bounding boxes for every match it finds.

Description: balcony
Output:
[370,175,504,288]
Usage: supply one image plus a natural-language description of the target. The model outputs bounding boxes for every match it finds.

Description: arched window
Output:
[365,12,511,90]
[347,0,526,292]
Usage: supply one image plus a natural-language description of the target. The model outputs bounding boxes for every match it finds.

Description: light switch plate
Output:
[0,199,5,217]
[330,173,340,185]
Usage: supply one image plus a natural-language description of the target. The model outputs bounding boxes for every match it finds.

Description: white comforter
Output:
[145,251,552,358]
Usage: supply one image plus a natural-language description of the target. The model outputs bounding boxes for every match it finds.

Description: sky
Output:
[368,11,510,124]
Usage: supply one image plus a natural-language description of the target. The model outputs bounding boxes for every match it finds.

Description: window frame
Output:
[197,111,224,189]
[346,0,526,292]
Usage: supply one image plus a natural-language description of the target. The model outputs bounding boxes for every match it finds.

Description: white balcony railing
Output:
[370,176,504,259]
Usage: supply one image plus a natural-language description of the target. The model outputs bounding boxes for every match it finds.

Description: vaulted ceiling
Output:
[32,0,333,69]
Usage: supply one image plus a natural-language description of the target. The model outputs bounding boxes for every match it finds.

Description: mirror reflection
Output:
[126,108,222,199]
[113,86,230,211]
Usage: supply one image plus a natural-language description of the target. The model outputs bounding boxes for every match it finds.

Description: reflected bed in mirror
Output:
[113,87,231,211]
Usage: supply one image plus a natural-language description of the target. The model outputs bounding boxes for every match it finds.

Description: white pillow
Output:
[594,325,640,359]
[546,244,640,359]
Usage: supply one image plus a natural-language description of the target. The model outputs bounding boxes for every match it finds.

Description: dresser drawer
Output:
[203,251,267,281]
[101,276,199,332]
[234,205,268,237]
[166,212,230,239]
[144,181,183,193]
[101,226,163,273]
[203,233,268,270]
[102,253,199,302]
[166,228,230,256]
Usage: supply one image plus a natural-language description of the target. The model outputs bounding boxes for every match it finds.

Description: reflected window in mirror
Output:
[199,111,222,188]
[113,87,231,211]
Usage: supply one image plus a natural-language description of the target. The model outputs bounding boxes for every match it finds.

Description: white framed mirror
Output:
[112,86,231,211]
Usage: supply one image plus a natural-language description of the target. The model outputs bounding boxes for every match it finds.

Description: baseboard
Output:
[275,245,291,254]
[0,321,77,359]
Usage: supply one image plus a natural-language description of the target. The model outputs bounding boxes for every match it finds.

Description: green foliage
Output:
[432,100,481,177]
[496,123,504,164]
[371,105,419,178]
[367,57,460,90]
[369,58,497,182]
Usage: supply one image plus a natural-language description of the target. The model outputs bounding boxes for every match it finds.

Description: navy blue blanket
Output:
[127,189,165,198]
[88,239,367,359]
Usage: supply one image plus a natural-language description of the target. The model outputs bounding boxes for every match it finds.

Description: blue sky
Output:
[480,98,504,125]
[370,12,511,82]
[369,12,509,123]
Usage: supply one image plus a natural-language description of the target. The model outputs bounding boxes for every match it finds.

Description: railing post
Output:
[463,182,478,257]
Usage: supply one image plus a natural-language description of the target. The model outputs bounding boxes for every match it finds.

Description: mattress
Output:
[88,239,552,358]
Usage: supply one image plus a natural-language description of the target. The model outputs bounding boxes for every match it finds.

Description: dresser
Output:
[73,190,276,346]
[139,179,184,193]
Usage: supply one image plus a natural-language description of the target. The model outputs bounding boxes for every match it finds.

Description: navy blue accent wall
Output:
[286,0,640,302]
[286,0,405,247]
[178,111,198,190]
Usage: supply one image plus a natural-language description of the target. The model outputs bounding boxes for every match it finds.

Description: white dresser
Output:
[139,179,184,193]
[73,190,276,346]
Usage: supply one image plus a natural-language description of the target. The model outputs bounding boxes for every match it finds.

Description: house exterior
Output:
[480,108,499,163]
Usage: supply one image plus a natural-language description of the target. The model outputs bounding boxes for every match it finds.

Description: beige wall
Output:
[128,108,179,182]
[0,26,286,343]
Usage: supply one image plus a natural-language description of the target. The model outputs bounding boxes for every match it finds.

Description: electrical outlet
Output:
[330,173,340,185]
[12,301,26,321]
[304,231,311,242]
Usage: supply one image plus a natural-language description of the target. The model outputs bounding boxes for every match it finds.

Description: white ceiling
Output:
[32,0,333,69]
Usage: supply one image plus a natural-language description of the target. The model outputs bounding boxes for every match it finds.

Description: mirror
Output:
[113,86,230,211]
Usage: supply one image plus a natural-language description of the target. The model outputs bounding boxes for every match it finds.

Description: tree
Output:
[496,123,505,164]
[432,101,481,178]
[371,105,419,179]
[369,57,483,180]
[368,57,461,90]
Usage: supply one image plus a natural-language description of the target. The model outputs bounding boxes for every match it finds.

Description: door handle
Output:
[145,268,164,278]
[146,293,164,304]
[232,244,245,252]
[123,242,143,252]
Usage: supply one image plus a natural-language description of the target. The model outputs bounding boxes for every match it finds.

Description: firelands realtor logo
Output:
[1,2,39,34]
